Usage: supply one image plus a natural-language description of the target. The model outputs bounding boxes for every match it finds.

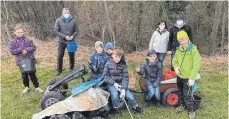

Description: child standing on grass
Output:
[172,30,201,119]
[103,46,144,115]
[136,49,163,105]
[9,24,44,93]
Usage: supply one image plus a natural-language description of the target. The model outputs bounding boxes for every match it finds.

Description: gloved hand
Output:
[175,68,180,75]
[153,83,158,88]
[92,66,97,73]
[22,50,27,55]
[187,79,195,87]
[136,67,140,72]
[114,83,121,91]
[119,89,125,99]
[167,51,172,55]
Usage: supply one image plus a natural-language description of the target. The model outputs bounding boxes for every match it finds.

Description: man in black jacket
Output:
[54,8,78,75]
[167,15,192,71]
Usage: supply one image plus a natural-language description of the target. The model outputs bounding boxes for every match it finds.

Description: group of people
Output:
[9,8,201,119]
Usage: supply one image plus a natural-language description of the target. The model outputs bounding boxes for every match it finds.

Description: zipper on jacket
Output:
[114,63,117,72]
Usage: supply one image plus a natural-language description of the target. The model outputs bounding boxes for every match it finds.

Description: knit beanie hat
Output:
[177,30,189,41]
[95,41,104,49]
[105,42,113,51]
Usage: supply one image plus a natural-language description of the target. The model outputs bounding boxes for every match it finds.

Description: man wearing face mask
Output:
[167,15,192,71]
[54,8,78,75]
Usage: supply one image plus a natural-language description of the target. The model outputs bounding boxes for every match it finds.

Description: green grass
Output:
[1,58,228,119]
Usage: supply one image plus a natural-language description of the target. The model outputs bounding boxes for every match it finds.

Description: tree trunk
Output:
[221,3,226,54]
[4,1,12,41]
[85,2,95,40]
[135,2,143,51]
[104,0,116,46]
[208,1,223,56]
[3,1,12,57]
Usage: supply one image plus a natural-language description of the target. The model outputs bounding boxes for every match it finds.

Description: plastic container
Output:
[18,59,36,73]
[193,94,202,110]
[66,41,78,53]
[163,70,177,80]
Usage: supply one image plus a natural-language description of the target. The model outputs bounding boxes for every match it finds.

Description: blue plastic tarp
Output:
[71,77,104,97]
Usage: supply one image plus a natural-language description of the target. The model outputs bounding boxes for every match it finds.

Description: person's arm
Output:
[153,63,163,87]
[121,65,129,90]
[71,19,78,38]
[89,53,97,72]
[25,40,36,53]
[137,64,145,76]
[144,79,151,87]
[9,40,23,55]
[189,49,201,80]
[168,27,173,51]
[172,49,179,69]
[54,19,67,39]
[149,31,156,50]
[103,62,116,85]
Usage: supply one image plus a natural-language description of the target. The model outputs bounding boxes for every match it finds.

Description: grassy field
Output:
[1,41,228,119]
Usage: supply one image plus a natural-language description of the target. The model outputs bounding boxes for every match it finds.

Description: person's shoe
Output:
[175,104,185,113]
[69,69,74,74]
[188,111,196,119]
[156,102,162,107]
[109,108,117,116]
[23,87,30,93]
[35,87,44,93]
[56,71,62,76]
[133,106,144,115]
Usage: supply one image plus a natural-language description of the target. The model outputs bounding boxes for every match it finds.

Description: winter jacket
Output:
[9,37,36,66]
[54,15,78,43]
[137,59,163,87]
[149,29,170,53]
[168,23,192,51]
[172,42,201,80]
[89,52,110,74]
[102,56,129,90]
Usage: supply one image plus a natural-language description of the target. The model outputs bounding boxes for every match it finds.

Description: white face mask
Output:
[176,20,184,26]
[63,14,70,18]
[159,25,165,30]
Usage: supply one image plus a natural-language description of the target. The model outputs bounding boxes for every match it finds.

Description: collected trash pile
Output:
[32,88,110,119]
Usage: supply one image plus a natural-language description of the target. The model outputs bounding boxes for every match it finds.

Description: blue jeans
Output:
[156,53,166,64]
[171,49,176,71]
[108,85,137,108]
[146,85,161,101]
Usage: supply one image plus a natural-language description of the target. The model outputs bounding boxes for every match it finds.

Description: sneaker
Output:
[109,108,117,115]
[175,104,185,113]
[188,111,196,119]
[156,102,161,107]
[35,87,44,93]
[133,106,144,114]
[69,69,74,74]
[23,87,30,93]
